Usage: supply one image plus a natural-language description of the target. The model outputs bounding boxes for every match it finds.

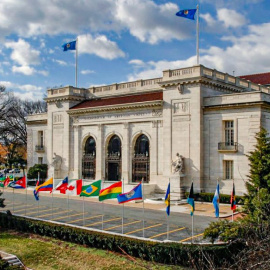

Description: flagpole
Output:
[232,180,234,222]
[75,37,78,87]
[102,180,104,230]
[38,172,40,217]
[167,179,170,240]
[142,177,145,238]
[196,4,199,65]
[51,174,54,220]
[122,178,124,234]
[25,173,28,216]
[82,179,85,226]
[12,187,14,213]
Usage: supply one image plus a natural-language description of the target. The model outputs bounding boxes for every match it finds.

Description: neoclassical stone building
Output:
[27,65,270,195]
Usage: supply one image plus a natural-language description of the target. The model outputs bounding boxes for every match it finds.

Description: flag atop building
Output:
[176,8,197,20]
[55,176,69,194]
[8,176,26,189]
[117,182,142,204]
[66,179,82,196]
[34,177,54,200]
[187,182,195,216]
[165,182,170,216]
[99,181,122,201]
[80,180,101,197]
[230,183,237,212]
[213,183,220,218]
[62,40,76,51]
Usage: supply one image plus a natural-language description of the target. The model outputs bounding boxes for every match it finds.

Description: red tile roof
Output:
[240,72,270,85]
[70,91,163,110]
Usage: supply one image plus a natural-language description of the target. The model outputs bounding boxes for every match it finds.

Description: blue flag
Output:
[212,184,220,218]
[165,182,170,216]
[176,9,197,20]
[117,183,142,204]
[62,40,76,51]
[187,182,195,216]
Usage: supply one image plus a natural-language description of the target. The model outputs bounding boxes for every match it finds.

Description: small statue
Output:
[51,152,62,171]
[172,153,184,174]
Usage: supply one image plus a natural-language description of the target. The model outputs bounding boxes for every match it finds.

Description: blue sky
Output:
[0,0,270,100]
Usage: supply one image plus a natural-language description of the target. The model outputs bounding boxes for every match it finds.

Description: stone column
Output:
[96,124,103,180]
[122,123,129,184]
[73,125,80,179]
[150,121,158,177]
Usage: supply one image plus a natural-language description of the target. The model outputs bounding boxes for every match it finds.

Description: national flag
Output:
[187,182,195,216]
[230,183,237,212]
[8,176,26,189]
[62,40,76,51]
[0,176,5,181]
[176,9,197,20]
[165,182,170,216]
[36,179,40,187]
[55,176,69,194]
[99,181,122,201]
[33,177,54,201]
[80,180,101,197]
[212,184,220,218]
[117,183,142,204]
[66,179,83,196]
[3,176,10,187]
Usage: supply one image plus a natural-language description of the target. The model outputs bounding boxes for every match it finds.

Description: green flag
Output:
[80,180,101,197]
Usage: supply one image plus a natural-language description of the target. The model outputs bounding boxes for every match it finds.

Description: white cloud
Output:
[217,8,247,28]
[129,59,145,66]
[81,70,95,75]
[12,65,35,75]
[115,0,191,44]
[0,80,44,100]
[53,59,68,66]
[128,22,270,79]
[5,39,40,66]
[78,34,125,60]
[0,0,197,45]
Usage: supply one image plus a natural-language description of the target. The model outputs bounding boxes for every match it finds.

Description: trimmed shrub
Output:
[0,212,244,269]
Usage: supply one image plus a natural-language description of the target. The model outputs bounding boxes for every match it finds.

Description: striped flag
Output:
[187,182,195,216]
[165,182,170,216]
[212,184,220,218]
[99,181,122,201]
[230,183,236,212]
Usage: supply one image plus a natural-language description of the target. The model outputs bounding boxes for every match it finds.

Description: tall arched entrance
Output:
[82,136,96,179]
[132,134,150,183]
[106,135,122,181]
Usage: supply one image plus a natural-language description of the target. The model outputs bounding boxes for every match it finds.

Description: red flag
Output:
[230,183,237,211]
[4,177,10,187]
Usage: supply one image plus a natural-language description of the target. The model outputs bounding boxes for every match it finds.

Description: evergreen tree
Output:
[245,127,270,216]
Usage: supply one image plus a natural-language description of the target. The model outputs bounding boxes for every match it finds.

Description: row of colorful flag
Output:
[1,175,237,217]
[165,182,237,218]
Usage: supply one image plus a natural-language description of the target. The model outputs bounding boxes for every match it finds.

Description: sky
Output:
[0,0,270,100]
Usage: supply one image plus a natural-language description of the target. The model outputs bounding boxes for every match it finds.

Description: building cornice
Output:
[26,120,47,125]
[203,101,270,112]
[44,95,85,103]
[159,77,251,93]
[67,100,163,116]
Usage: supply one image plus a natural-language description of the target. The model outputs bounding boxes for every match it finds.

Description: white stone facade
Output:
[27,65,270,196]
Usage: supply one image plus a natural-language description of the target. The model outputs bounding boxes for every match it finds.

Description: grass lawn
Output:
[0,229,185,270]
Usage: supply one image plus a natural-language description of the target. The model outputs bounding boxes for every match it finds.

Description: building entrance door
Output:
[108,162,119,181]
[82,137,96,179]
[106,135,122,181]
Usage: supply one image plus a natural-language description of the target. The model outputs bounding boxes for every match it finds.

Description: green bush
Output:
[185,192,244,205]
[0,212,244,269]
[27,164,48,180]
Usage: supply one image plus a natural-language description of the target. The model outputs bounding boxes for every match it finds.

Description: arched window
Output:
[106,135,122,181]
[85,137,96,155]
[82,137,96,179]
[108,135,121,155]
[135,134,149,156]
[132,134,150,183]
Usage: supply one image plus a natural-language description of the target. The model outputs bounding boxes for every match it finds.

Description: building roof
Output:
[70,91,163,110]
[240,72,270,85]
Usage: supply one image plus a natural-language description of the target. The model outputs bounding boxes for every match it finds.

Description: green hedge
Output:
[0,213,244,269]
[185,192,244,205]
